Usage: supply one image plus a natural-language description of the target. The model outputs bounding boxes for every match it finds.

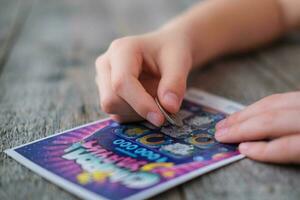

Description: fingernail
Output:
[215,127,229,140]
[146,112,162,127]
[164,92,179,110]
[239,143,250,153]
[216,119,226,129]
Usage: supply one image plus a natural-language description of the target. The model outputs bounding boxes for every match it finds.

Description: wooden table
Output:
[1,0,300,199]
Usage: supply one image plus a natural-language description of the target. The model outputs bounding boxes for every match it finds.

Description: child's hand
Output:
[215,92,300,164]
[94,0,300,128]
[95,30,193,126]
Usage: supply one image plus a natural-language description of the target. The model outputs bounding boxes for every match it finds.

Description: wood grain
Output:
[0,0,31,75]
[0,0,299,199]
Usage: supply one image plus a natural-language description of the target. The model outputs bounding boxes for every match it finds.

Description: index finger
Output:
[109,39,164,126]
[217,92,300,129]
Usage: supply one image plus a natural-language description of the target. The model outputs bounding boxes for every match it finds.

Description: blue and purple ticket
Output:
[5,89,245,200]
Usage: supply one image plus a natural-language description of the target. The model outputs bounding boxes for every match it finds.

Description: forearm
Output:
[161,0,300,67]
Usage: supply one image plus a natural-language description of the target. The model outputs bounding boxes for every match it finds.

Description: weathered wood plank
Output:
[0,0,32,75]
[0,0,21,46]
[257,37,300,89]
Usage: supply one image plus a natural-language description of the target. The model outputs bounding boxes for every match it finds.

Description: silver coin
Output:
[155,97,183,127]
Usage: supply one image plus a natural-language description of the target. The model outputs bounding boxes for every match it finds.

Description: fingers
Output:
[214,93,300,164]
[215,108,300,143]
[95,54,139,120]
[96,36,192,126]
[109,38,164,126]
[216,92,300,129]
[157,47,192,113]
[239,134,300,164]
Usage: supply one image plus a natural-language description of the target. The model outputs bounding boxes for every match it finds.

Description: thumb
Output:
[157,49,191,113]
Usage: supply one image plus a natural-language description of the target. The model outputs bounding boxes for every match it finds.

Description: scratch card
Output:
[5,89,245,200]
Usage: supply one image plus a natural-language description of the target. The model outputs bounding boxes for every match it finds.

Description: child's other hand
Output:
[95,30,193,126]
[215,92,300,164]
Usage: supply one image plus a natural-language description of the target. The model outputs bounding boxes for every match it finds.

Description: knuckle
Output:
[256,93,283,111]
[110,39,123,50]
[258,144,270,161]
[100,95,119,114]
[228,111,241,124]
[260,111,279,126]
[281,137,299,163]
[230,124,242,137]
[109,37,137,51]
[282,138,292,151]
[230,123,250,142]
[111,77,125,93]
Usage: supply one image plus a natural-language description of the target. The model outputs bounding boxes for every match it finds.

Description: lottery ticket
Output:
[5,88,245,200]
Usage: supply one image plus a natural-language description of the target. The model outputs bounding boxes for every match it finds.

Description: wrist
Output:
[158,0,285,68]
[159,5,227,68]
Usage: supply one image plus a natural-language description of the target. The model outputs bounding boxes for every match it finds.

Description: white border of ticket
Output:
[5,88,246,200]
